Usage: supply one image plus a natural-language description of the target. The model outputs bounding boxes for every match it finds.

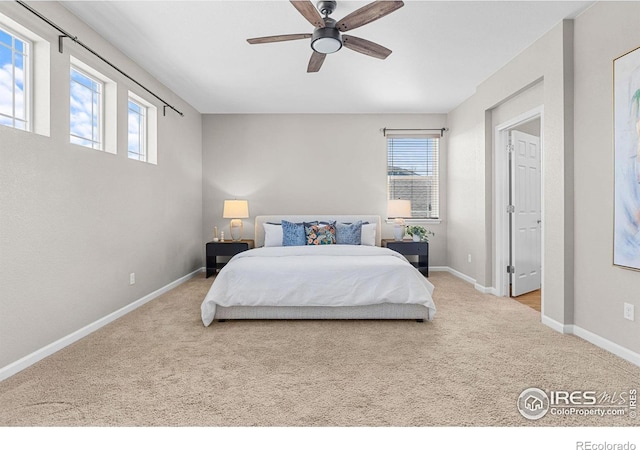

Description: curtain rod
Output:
[382,127,448,137]
[15,0,184,117]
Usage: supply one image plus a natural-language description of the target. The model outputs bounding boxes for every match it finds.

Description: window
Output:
[387,136,440,219]
[128,90,157,164]
[70,66,103,150]
[0,25,30,131]
[128,97,146,161]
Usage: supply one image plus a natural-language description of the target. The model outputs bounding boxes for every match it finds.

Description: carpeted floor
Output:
[0,271,638,426]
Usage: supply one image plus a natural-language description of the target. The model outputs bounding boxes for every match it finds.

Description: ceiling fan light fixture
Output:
[247,0,405,72]
[311,26,342,54]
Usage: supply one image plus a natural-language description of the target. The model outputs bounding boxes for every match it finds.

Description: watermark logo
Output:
[517,387,550,420]
[576,442,636,450]
[518,387,637,421]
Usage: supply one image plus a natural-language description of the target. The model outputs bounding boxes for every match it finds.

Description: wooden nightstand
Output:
[382,239,429,277]
[206,240,254,278]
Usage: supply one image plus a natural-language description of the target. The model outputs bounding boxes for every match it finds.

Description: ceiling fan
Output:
[247,0,404,73]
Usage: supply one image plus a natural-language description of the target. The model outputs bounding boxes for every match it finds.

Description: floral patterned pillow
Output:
[304,222,336,245]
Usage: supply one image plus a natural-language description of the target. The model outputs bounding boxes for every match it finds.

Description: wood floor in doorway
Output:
[512,289,541,312]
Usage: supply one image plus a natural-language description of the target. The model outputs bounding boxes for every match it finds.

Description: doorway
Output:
[494,107,543,313]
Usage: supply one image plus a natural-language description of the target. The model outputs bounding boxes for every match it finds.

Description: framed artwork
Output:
[614,45,640,270]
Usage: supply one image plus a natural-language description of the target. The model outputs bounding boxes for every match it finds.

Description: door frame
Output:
[494,106,544,305]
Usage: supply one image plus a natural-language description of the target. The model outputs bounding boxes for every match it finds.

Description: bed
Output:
[201,215,436,326]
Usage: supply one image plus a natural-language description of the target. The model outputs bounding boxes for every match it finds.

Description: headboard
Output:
[254,215,382,247]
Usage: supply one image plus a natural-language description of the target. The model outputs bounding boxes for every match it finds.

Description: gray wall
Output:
[573,1,640,353]
[0,2,203,369]
[202,114,448,265]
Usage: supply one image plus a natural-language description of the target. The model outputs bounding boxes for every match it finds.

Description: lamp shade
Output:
[387,199,411,218]
[223,200,249,219]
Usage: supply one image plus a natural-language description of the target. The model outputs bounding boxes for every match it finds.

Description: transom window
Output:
[128,98,147,161]
[0,25,29,131]
[70,66,103,150]
[387,136,440,219]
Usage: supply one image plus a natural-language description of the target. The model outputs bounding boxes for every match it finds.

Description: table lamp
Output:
[387,199,411,241]
[223,200,249,241]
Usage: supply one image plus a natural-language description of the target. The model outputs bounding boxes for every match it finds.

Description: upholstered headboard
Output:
[254,215,382,247]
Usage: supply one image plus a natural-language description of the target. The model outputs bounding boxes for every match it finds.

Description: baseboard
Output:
[444,266,477,285]
[541,314,571,334]
[569,324,640,367]
[431,266,497,295]
[474,284,498,295]
[540,315,639,367]
[0,267,204,382]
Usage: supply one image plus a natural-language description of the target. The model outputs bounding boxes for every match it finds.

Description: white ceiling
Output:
[61,1,592,114]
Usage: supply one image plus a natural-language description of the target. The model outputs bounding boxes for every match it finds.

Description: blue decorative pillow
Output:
[305,221,336,245]
[282,220,306,246]
[336,221,362,245]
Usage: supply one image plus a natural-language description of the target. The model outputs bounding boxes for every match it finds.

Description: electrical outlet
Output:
[468,254,472,263]
[624,303,634,321]
[129,273,135,285]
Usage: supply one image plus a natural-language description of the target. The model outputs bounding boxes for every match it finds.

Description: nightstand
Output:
[382,239,429,277]
[206,240,254,278]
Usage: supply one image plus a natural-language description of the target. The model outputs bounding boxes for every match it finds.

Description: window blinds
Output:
[387,136,440,219]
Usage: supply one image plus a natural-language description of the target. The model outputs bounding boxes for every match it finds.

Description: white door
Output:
[510,130,541,296]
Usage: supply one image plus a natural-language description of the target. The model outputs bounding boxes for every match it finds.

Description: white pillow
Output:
[361,223,377,246]
[263,223,283,247]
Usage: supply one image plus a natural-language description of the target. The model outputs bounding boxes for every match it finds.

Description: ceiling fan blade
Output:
[307,51,326,73]
[290,0,325,28]
[336,1,404,32]
[247,34,312,44]
[342,35,392,59]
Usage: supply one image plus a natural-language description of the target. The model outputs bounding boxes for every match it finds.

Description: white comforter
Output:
[201,245,436,326]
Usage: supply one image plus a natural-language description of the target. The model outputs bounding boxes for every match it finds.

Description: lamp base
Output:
[393,224,405,241]
[229,219,243,241]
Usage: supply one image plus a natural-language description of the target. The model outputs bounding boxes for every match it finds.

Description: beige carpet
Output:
[0,272,638,426]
